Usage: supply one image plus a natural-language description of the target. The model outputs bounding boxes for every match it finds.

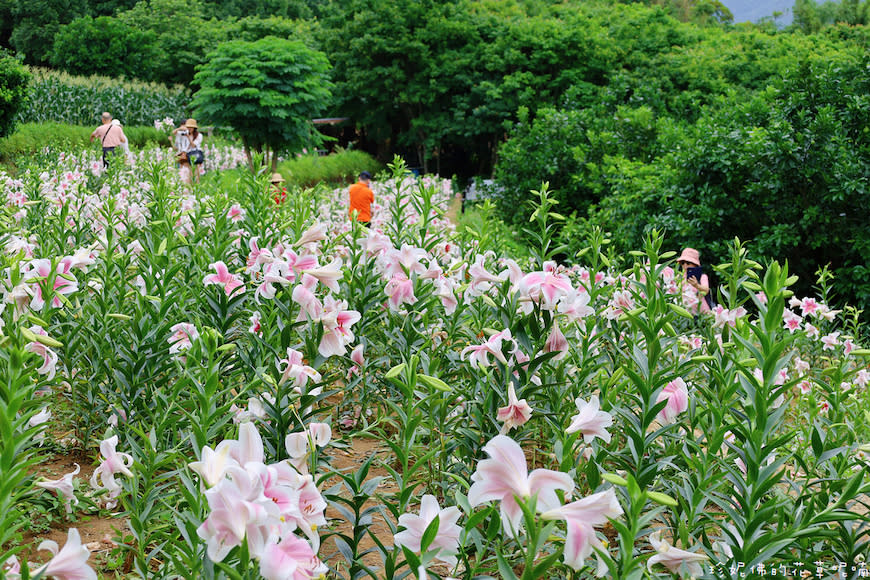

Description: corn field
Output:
[16,68,191,127]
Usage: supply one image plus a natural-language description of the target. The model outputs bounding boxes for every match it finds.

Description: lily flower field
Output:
[1,147,868,580]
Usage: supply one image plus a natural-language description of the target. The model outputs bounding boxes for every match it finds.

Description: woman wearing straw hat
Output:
[270,173,287,204]
[171,118,204,183]
[677,247,712,314]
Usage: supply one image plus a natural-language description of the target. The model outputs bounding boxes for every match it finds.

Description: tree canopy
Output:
[191,36,332,170]
[0,49,30,138]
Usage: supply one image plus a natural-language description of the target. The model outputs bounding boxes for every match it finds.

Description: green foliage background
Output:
[0,50,29,139]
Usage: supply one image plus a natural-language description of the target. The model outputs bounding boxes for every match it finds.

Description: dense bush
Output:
[578,54,870,311]
[277,149,381,188]
[16,68,190,126]
[0,50,30,139]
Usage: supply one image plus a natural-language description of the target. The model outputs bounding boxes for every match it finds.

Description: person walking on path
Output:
[90,112,127,168]
[348,171,374,225]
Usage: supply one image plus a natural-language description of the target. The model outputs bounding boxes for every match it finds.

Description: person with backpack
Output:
[677,247,712,314]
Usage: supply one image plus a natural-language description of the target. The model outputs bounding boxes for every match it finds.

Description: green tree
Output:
[87,0,139,17]
[191,36,333,171]
[10,0,87,65]
[0,49,30,138]
[115,0,230,85]
[49,16,160,80]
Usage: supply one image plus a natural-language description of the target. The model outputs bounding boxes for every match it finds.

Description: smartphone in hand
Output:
[686,266,703,281]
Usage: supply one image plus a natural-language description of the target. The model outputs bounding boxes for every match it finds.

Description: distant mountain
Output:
[721,0,795,24]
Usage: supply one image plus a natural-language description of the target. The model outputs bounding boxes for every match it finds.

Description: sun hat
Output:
[270,173,285,183]
[185,118,198,129]
[677,248,701,266]
[359,171,372,180]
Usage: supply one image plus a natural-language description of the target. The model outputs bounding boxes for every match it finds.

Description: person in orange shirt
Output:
[348,171,374,225]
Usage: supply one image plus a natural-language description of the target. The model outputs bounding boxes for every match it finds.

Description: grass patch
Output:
[456,200,532,260]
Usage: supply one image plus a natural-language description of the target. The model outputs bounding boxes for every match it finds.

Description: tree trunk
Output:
[242,136,253,172]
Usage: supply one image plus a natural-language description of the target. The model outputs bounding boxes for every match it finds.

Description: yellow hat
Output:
[270,173,285,183]
[185,118,198,129]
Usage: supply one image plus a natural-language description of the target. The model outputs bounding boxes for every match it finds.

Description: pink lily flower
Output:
[227,204,246,223]
[36,463,80,514]
[259,534,324,580]
[394,495,462,566]
[277,347,322,392]
[358,231,392,255]
[656,378,689,424]
[557,289,594,323]
[468,435,574,533]
[540,488,623,569]
[90,435,134,508]
[821,331,841,351]
[293,223,327,247]
[498,258,525,285]
[604,290,635,320]
[347,343,365,378]
[246,237,274,273]
[203,261,245,296]
[197,466,276,561]
[28,407,51,443]
[168,322,199,354]
[844,339,857,356]
[317,296,360,357]
[782,309,802,332]
[249,311,262,334]
[420,259,443,280]
[647,531,709,577]
[256,261,295,302]
[799,297,819,317]
[461,329,515,368]
[33,528,97,580]
[126,240,144,255]
[231,421,266,466]
[284,250,318,275]
[516,271,574,311]
[189,440,238,488]
[468,255,502,295]
[434,277,459,314]
[496,384,532,433]
[64,248,97,270]
[302,257,343,293]
[25,326,58,379]
[384,273,417,311]
[290,274,322,319]
[3,555,20,578]
[23,258,79,310]
[383,244,428,277]
[566,395,613,444]
[544,322,570,361]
